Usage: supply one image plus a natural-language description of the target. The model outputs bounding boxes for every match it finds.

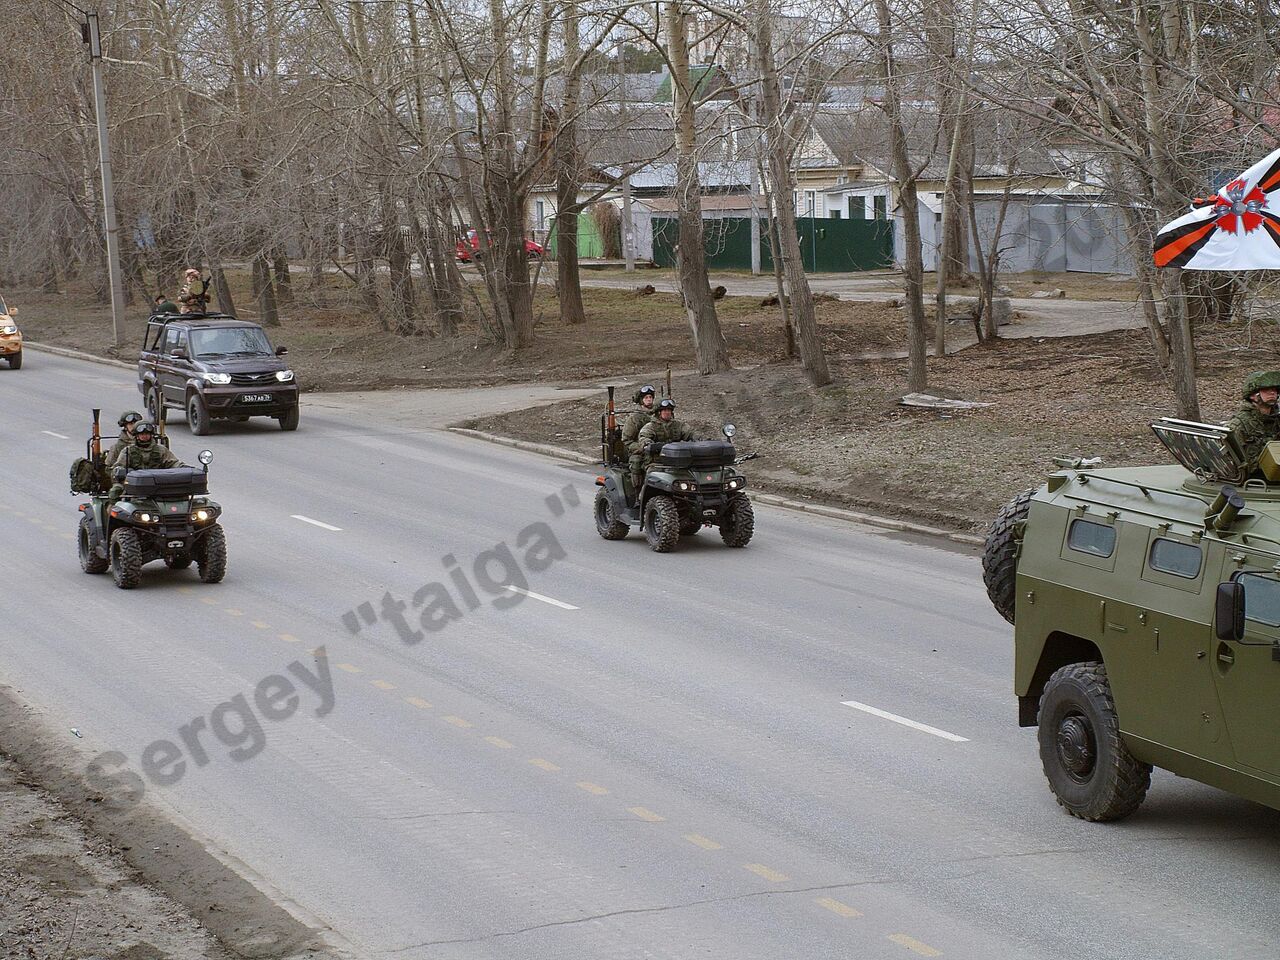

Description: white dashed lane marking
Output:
[503,586,579,610]
[291,515,343,532]
[840,700,969,742]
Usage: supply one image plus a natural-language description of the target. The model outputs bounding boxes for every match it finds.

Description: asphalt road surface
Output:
[3,351,1278,960]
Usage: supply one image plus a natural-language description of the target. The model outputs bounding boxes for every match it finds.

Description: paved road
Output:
[3,352,1278,960]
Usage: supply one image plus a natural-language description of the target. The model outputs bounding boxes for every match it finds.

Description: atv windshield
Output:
[190,327,273,359]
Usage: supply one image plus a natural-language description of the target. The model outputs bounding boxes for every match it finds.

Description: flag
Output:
[1153,148,1280,270]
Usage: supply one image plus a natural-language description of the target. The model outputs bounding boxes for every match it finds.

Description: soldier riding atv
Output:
[71,409,227,589]
[593,388,756,552]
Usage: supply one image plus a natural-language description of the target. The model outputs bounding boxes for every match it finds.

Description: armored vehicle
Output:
[73,410,226,589]
[138,313,299,435]
[984,418,1280,821]
[593,388,756,552]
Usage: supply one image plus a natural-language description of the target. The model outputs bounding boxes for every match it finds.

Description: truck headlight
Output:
[202,372,231,384]
[275,369,294,382]
[0,325,16,335]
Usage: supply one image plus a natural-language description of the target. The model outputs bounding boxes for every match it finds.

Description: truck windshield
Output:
[191,327,272,358]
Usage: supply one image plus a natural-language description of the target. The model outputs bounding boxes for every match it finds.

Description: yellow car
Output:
[0,295,21,369]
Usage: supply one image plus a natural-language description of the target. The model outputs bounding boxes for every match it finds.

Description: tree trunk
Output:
[273,248,292,302]
[667,1,731,374]
[752,6,830,385]
[555,6,586,325]
[1161,268,1200,420]
[254,253,279,326]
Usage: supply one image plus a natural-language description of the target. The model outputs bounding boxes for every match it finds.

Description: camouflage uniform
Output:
[634,416,695,486]
[623,405,655,486]
[107,441,184,501]
[1228,371,1280,471]
[104,429,134,469]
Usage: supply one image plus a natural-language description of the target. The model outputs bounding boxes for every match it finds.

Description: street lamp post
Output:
[83,10,126,347]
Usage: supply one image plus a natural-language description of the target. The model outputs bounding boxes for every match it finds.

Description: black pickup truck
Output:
[137,313,300,435]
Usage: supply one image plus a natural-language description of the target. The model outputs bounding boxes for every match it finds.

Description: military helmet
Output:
[634,384,656,404]
[657,398,676,412]
[134,421,157,440]
[118,410,143,427]
[1243,371,1280,399]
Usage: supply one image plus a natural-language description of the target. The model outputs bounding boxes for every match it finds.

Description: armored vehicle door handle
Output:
[1106,622,1128,634]
[1217,645,1235,665]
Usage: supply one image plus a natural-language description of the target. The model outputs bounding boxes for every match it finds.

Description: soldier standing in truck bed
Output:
[1228,370,1280,471]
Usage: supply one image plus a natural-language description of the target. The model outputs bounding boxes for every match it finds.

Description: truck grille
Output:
[230,372,275,386]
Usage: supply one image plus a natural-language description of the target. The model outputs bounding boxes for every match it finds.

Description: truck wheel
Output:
[78,516,108,574]
[196,524,227,583]
[1038,662,1151,822]
[8,350,21,369]
[719,494,755,547]
[109,528,143,589]
[146,387,164,424]
[594,490,629,540]
[187,392,211,436]
[278,405,300,431]
[643,495,680,552]
[982,487,1035,624]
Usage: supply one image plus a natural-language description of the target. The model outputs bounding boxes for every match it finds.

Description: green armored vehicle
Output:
[984,417,1280,821]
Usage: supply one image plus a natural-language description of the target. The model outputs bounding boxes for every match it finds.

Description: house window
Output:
[829,209,842,219]
[804,190,816,215]
[535,200,546,230]
[873,195,887,220]
[848,196,866,219]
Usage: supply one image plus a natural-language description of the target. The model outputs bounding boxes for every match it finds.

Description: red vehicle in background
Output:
[455,229,544,263]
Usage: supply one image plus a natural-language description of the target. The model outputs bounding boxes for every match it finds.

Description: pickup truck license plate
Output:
[242,393,272,403]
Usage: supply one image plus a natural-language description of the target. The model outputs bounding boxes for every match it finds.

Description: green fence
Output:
[651,215,894,272]
[546,213,608,259]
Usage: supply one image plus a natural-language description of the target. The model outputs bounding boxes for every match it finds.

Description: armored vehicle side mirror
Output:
[275,345,288,356]
[7,306,16,315]
[171,346,188,360]
[1215,581,1245,643]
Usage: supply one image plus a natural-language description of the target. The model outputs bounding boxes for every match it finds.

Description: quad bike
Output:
[592,387,757,553]
[71,409,226,589]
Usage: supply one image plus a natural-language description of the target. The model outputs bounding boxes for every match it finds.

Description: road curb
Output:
[448,427,985,547]
[25,341,134,371]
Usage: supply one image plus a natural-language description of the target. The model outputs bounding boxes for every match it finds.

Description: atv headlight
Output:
[275,369,294,382]
[194,508,210,522]
[727,478,743,491]
[675,480,693,492]
[137,512,154,523]
[202,372,232,384]
[0,325,16,335]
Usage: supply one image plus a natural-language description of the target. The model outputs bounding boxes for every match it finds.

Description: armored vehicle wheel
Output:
[165,555,193,570]
[196,524,227,583]
[983,487,1035,624]
[278,406,300,431]
[1038,662,1151,822]
[643,495,680,552]
[187,392,211,436]
[78,516,108,574]
[594,490,629,540]
[109,528,143,589]
[7,350,21,369]
[679,515,702,536]
[719,494,755,547]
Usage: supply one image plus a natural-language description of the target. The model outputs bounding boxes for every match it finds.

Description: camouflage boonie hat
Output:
[1243,371,1280,399]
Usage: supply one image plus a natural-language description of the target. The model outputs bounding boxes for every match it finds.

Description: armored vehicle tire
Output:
[187,392,211,436]
[165,555,193,570]
[78,516,108,574]
[8,350,20,369]
[594,490,629,540]
[109,528,143,589]
[1038,662,1151,822]
[278,406,300,431]
[644,495,680,552]
[983,487,1035,624]
[720,494,755,547]
[196,524,227,583]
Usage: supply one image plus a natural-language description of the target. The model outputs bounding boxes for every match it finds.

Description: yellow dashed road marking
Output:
[371,680,396,690]
[684,834,723,850]
[177,586,193,594]
[404,697,432,709]
[816,897,862,918]
[529,758,560,771]
[224,608,243,616]
[61,533,75,540]
[279,633,300,643]
[744,863,790,883]
[628,807,665,822]
[484,736,513,749]
[200,598,217,605]
[336,663,363,674]
[307,647,327,658]
[27,518,42,525]
[443,715,472,728]
[251,620,269,629]
[888,934,942,957]
[576,781,610,796]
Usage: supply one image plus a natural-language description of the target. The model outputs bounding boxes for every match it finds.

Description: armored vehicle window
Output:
[1067,519,1116,558]
[1239,573,1280,627]
[1148,538,1202,578]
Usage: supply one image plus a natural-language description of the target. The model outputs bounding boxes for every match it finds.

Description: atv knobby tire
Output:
[594,489,629,540]
[644,495,680,552]
[78,516,108,574]
[719,494,755,547]
[1038,661,1151,822]
[110,528,143,589]
[983,487,1035,624]
[196,524,227,583]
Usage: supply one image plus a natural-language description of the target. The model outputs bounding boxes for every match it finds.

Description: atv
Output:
[592,387,756,552]
[72,411,226,588]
